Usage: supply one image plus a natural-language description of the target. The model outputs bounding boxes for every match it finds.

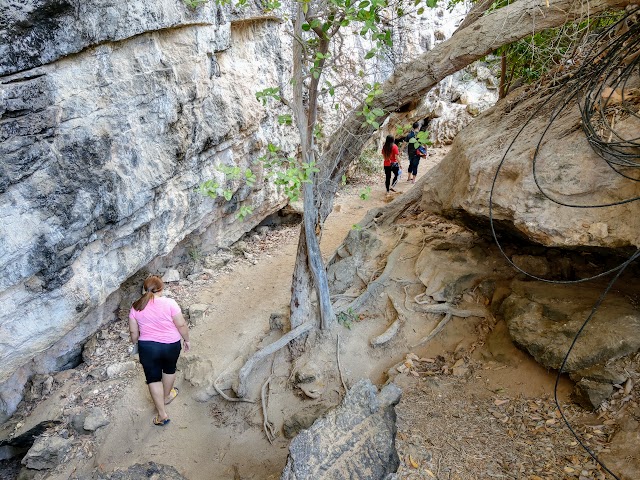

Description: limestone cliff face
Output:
[420,85,640,248]
[0,0,296,420]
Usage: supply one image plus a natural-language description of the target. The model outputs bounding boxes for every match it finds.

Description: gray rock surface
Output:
[162,269,181,283]
[21,435,72,470]
[420,84,640,248]
[0,0,295,420]
[573,378,614,410]
[0,0,222,76]
[280,379,401,480]
[72,461,187,480]
[283,404,332,439]
[83,407,109,431]
[106,361,137,379]
[188,304,209,326]
[502,281,640,373]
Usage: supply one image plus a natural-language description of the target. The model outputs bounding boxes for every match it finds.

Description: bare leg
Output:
[162,372,176,402]
[148,382,169,421]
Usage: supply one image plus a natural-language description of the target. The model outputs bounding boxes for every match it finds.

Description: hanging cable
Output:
[489,7,640,479]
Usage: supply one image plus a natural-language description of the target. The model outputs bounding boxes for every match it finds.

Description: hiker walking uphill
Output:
[129,275,191,426]
[382,135,401,195]
[405,122,426,183]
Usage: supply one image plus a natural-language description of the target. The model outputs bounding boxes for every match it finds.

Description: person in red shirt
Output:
[382,135,401,194]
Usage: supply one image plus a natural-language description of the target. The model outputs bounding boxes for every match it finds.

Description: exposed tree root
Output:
[400,234,433,261]
[410,303,487,348]
[261,375,276,444]
[355,267,369,285]
[237,322,314,399]
[338,244,405,314]
[371,294,405,347]
[213,372,255,403]
[358,181,426,230]
[414,303,487,318]
[371,319,400,347]
[414,289,432,305]
[336,334,347,394]
[411,313,453,349]
[403,284,416,312]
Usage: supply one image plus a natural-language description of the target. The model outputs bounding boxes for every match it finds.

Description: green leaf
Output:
[371,108,384,117]
[278,114,292,125]
[364,50,376,60]
[302,23,311,31]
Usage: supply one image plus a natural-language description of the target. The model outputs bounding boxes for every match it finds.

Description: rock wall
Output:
[0,0,476,422]
[419,84,640,248]
[0,0,297,421]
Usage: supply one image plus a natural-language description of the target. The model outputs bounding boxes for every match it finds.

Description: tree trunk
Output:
[454,0,494,33]
[315,0,631,225]
[499,48,507,99]
[289,227,315,330]
[289,0,630,331]
[288,3,335,330]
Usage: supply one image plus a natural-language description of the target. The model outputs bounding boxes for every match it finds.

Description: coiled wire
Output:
[489,7,640,479]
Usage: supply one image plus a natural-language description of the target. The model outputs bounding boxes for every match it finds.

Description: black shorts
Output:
[138,340,181,384]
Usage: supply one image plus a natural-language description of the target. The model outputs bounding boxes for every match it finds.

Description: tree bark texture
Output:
[289,227,315,330]
[289,4,336,330]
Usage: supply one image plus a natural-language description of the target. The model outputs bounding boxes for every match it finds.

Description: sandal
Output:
[164,387,179,405]
[153,416,170,426]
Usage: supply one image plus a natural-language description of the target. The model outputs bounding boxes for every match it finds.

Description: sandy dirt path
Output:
[59,166,429,480]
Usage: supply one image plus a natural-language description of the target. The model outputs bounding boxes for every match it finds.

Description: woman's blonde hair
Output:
[132,275,164,311]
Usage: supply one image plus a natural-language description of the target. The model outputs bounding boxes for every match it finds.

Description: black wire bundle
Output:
[580,17,640,176]
[489,8,640,480]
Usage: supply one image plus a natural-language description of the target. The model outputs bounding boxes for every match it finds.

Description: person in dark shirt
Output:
[406,122,420,183]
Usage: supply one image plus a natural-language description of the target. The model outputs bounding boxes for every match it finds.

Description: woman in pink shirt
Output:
[129,275,191,426]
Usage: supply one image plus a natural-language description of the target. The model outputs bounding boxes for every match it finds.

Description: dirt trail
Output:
[10,146,635,480]
[47,155,442,480]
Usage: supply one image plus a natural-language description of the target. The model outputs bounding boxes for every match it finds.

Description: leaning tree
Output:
[202,0,633,397]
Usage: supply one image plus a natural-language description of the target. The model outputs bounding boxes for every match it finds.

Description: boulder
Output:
[419,83,640,249]
[162,269,181,283]
[573,379,614,410]
[21,435,72,470]
[73,461,187,480]
[83,408,109,432]
[106,361,137,379]
[188,304,209,326]
[280,380,401,480]
[502,281,640,372]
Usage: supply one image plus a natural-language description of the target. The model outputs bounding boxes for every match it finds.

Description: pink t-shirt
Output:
[129,296,182,343]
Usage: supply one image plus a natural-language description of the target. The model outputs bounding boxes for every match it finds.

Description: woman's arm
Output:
[172,313,191,352]
[128,317,140,343]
